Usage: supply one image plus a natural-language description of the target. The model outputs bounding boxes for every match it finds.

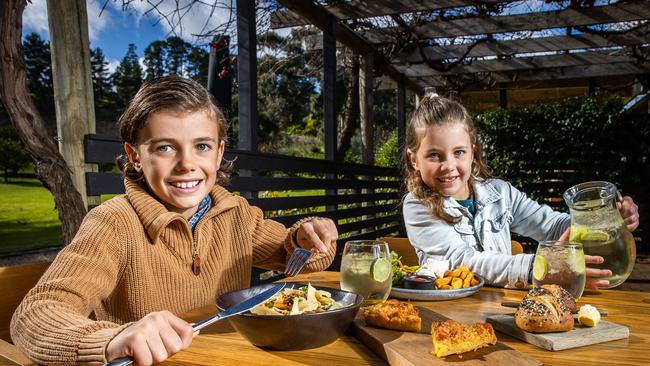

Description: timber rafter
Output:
[272,0,650,90]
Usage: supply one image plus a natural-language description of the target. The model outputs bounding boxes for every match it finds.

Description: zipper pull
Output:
[192,254,201,275]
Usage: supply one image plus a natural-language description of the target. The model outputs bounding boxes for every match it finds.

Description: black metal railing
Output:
[84,134,405,272]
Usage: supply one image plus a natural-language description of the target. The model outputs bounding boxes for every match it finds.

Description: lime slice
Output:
[533,255,547,282]
[570,227,587,242]
[582,230,610,242]
[370,258,391,282]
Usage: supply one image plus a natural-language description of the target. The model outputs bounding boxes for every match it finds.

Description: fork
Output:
[261,247,313,283]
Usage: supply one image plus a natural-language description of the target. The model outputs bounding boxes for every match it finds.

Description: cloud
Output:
[106,59,120,74]
[119,0,236,44]
[86,0,112,43]
[23,0,49,36]
[23,0,112,43]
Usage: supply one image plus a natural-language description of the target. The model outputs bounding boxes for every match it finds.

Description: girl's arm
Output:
[403,195,533,288]
[503,181,571,241]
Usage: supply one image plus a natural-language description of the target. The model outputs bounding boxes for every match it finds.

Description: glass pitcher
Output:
[563,181,636,288]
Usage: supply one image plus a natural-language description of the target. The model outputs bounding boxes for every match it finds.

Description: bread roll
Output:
[515,287,574,333]
[541,284,577,313]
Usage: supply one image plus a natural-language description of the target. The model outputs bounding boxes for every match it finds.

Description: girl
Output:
[403,93,639,289]
[11,76,338,365]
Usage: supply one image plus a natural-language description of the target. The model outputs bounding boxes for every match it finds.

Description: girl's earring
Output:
[134,162,141,172]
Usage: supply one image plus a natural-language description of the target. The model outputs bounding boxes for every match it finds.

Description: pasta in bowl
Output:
[216,282,363,350]
[250,283,345,315]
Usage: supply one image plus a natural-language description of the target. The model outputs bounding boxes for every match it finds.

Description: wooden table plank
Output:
[2,271,649,365]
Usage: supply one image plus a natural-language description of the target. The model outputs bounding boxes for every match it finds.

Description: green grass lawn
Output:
[0,179,63,254]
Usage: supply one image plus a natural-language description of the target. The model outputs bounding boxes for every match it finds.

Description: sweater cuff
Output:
[77,322,133,363]
[284,216,318,253]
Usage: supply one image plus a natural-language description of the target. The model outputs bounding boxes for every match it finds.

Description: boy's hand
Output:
[106,310,197,365]
[295,217,338,253]
[618,195,639,232]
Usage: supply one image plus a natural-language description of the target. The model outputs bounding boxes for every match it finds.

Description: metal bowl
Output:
[216,282,363,350]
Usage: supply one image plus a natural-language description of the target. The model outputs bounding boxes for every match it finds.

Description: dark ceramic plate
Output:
[216,283,363,350]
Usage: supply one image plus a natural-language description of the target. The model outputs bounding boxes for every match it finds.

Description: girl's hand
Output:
[585,255,612,289]
[295,217,338,253]
[617,196,639,232]
[105,310,197,365]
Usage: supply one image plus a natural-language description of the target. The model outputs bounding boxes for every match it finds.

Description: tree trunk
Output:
[335,56,360,162]
[0,0,86,245]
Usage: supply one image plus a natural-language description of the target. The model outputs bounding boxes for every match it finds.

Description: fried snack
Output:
[435,265,479,290]
[431,320,497,357]
[363,299,421,332]
[515,287,574,333]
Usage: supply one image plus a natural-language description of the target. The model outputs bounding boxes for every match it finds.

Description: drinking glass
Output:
[533,240,586,299]
[340,240,392,306]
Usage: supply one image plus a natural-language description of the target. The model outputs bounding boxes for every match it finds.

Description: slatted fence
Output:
[84,134,404,272]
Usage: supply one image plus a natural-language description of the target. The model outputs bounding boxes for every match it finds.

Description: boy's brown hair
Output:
[403,93,491,223]
[116,75,232,185]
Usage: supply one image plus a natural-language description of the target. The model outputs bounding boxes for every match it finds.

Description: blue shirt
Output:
[457,196,476,215]
[188,195,212,232]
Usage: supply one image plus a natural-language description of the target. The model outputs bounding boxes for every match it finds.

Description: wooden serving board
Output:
[486,314,630,351]
[349,307,541,366]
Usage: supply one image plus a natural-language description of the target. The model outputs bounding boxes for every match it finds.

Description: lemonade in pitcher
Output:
[564,181,636,288]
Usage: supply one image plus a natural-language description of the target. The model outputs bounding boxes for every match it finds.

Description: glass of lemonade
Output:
[533,240,586,299]
[340,240,392,306]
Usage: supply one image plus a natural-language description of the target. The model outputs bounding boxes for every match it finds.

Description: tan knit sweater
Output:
[10,179,335,365]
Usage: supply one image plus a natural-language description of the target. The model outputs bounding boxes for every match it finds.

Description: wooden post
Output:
[323,14,337,214]
[499,83,507,109]
[360,52,374,166]
[46,0,97,208]
[323,15,336,161]
[397,79,406,165]
[236,0,258,152]
[236,0,258,199]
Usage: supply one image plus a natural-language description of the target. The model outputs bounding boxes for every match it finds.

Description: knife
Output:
[106,283,285,366]
[501,301,608,316]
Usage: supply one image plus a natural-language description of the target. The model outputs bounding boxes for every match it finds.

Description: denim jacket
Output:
[403,179,570,288]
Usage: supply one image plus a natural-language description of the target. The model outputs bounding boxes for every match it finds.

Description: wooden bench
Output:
[0,262,50,343]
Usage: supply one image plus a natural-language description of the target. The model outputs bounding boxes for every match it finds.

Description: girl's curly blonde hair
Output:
[403,93,492,224]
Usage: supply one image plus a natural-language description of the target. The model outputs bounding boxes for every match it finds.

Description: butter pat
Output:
[578,304,601,327]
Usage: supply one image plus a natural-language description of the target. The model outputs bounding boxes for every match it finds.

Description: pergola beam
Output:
[395,31,650,63]
[362,1,650,42]
[396,50,644,77]
[271,0,510,29]
[420,62,650,86]
[276,0,422,95]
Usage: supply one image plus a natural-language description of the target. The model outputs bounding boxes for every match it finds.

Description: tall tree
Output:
[165,36,191,75]
[90,47,113,105]
[23,32,53,98]
[0,0,87,244]
[143,40,166,81]
[187,45,209,84]
[256,30,319,149]
[113,43,143,108]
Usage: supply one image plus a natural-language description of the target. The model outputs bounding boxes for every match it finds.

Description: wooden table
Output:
[2,271,649,365]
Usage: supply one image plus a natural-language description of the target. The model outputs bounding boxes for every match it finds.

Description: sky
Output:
[22,0,240,73]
